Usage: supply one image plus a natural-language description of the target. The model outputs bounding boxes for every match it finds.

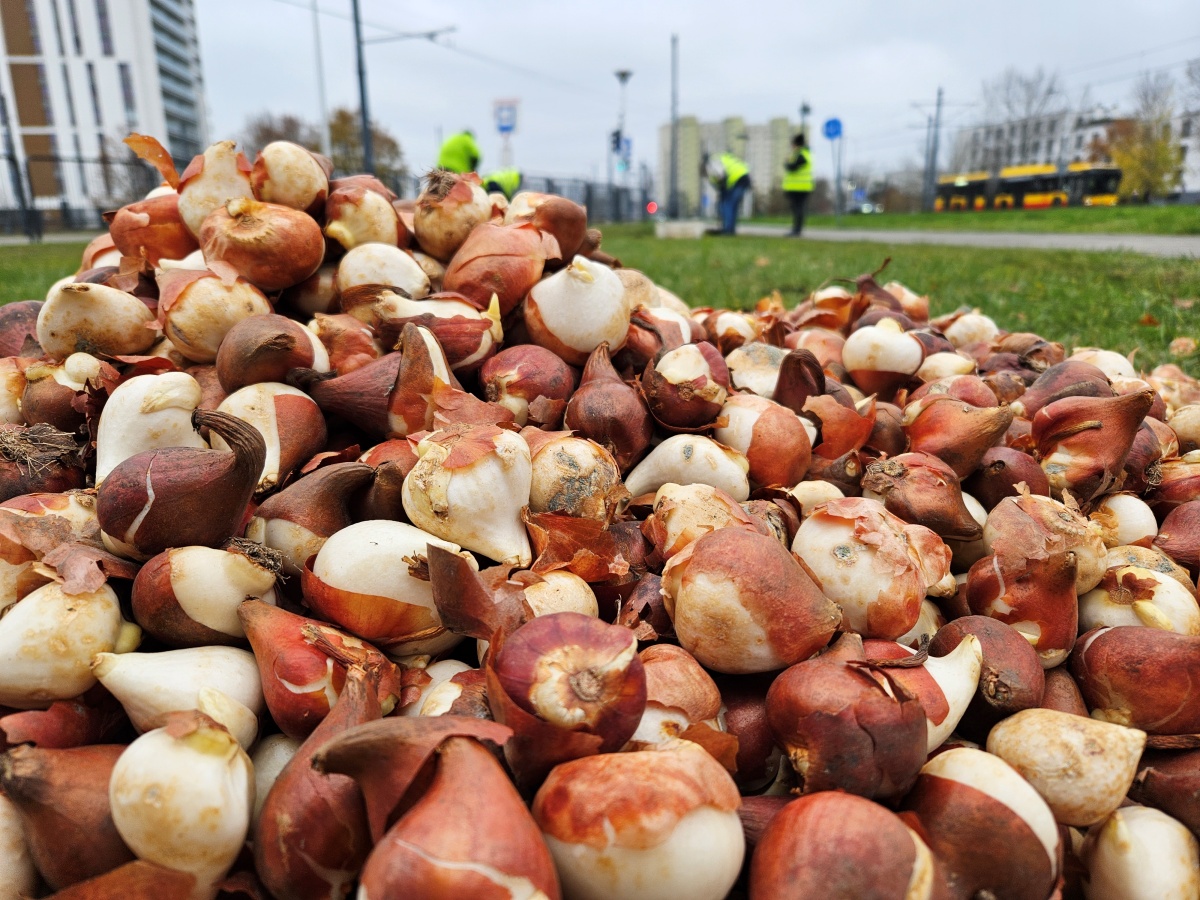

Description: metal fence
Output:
[0,154,652,238]
[385,172,652,224]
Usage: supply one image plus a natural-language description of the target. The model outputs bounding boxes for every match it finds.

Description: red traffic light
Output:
[646,201,658,214]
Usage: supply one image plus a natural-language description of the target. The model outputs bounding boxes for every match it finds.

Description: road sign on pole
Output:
[824,118,844,226]
[494,99,519,135]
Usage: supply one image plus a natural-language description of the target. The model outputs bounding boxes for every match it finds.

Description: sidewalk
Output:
[735,223,1200,258]
[0,231,100,247]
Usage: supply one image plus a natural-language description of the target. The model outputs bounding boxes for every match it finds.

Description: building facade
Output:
[952,105,1200,199]
[658,114,800,217]
[0,0,207,223]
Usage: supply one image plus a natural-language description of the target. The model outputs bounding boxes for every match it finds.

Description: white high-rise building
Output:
[0,0,207,225]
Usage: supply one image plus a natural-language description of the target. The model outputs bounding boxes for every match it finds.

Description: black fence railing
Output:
[0,154,652,239]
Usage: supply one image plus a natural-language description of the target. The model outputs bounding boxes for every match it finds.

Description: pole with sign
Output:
[823,117,843,227]
[494,98,518,168]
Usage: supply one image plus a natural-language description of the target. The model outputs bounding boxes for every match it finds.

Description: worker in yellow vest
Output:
[705,151,752,235]
[437,130,481,174]
[783,132,814,236]
[483,168,522,200]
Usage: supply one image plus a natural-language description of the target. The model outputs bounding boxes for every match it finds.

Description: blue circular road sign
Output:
[823,117,842,140]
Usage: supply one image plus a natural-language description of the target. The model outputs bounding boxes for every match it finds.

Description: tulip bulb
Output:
[0,581,132,708]
[131,542,278,648]
[176,140,254,237]
[95,373,208,484]
[403,425,533,566]
[335,242,430,301]
[413,170,493,262]
[210,382,327,494]
[532,741,743,900]
[714,393,814,488]
[644,482,764,560]
[92,646,263,748]
[304,519,470,655]
[250,140,330,214]
[324,180,401,250]
[901,747,1060,900]
[214,313,330,393]
[37,282,156,360]
[528,432,624,520]
[1079,565,1200,635]
[662,527,840,674]
[750,792,939,900]
[624,435,750,501]
[943,312,999,348]
[792,497,952,640]
[1080,806,1200,900]
[564,342,652,472]
[156,269,272,363]
[524,256,630,366]
[986,708,1145,826]
[109,713,254,900]
[251,734,300,827]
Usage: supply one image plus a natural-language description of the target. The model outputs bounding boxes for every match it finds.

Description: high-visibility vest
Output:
[783,148,813,192]
[483,168,521,199]
[712,153,749,189]
[437,132,481,173]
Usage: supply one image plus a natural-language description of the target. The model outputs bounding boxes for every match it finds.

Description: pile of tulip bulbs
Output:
[1,131,1199,900]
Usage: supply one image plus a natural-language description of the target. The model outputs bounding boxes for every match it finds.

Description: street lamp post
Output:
[611,69,632,192]
[800,101,811,138]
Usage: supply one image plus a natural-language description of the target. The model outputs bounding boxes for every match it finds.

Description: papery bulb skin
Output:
[0,744,134,889]
[255,666,381,900]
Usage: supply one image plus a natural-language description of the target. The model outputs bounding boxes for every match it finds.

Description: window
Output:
[85,61,101,124]
[94,0,112,56]
[9,63,52,126]
[61,61,75,125]
[65,0,81,54]
[1031,141,1040,156]
[1181,119,1192,138]
[1,0,41,54]
[1075,134,1083,149]
[1049,120,1057,134]
[1033,121,1041,135]
[118,62,135,123]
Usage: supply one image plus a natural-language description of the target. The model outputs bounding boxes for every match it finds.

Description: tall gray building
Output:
[0,0,207,221]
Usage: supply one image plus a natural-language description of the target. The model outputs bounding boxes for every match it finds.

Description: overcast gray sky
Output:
[196,0,1200,182]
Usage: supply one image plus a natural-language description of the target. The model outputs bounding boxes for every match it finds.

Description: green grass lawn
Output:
[754,204,1200,235]
[0,240,88,302]
[601,223,1200,374]
[5,232,1198,375]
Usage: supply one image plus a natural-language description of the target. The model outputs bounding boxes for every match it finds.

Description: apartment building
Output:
[0,0,207,219]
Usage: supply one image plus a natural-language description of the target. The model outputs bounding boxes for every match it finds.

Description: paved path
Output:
[736,224,1200,258]
[0,231,99,247]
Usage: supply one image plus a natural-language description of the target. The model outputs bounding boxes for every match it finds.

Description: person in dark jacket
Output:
[782,133,814,236]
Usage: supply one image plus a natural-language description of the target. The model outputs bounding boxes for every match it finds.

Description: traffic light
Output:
[610,129,622,153]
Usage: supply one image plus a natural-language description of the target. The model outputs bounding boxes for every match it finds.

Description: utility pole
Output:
[668,34,679,219]
[349,8,455,176]
[929,86,944,210]
[310,0,331,156]
[799,101,811,138]
[350,0,373,174]
[615,69,632,189]
[921,114,934,212]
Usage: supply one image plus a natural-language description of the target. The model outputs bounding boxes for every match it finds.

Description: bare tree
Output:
[241,113,323,156]
[981,67,1069,163]
[1184,58,1200,112]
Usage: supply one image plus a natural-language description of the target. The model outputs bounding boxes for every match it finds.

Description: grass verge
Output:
[753,204,1200,235]
[3,232,1197,374]
[600,223,1200,374]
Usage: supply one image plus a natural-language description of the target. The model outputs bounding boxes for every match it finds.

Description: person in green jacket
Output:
[704,151,751,235]
[483,168,522,200]
[782,132,814,236]
[437,130,481,174]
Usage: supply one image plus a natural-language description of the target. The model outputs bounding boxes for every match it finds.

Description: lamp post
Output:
[612,69,632,190]
[800,101,811,138]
